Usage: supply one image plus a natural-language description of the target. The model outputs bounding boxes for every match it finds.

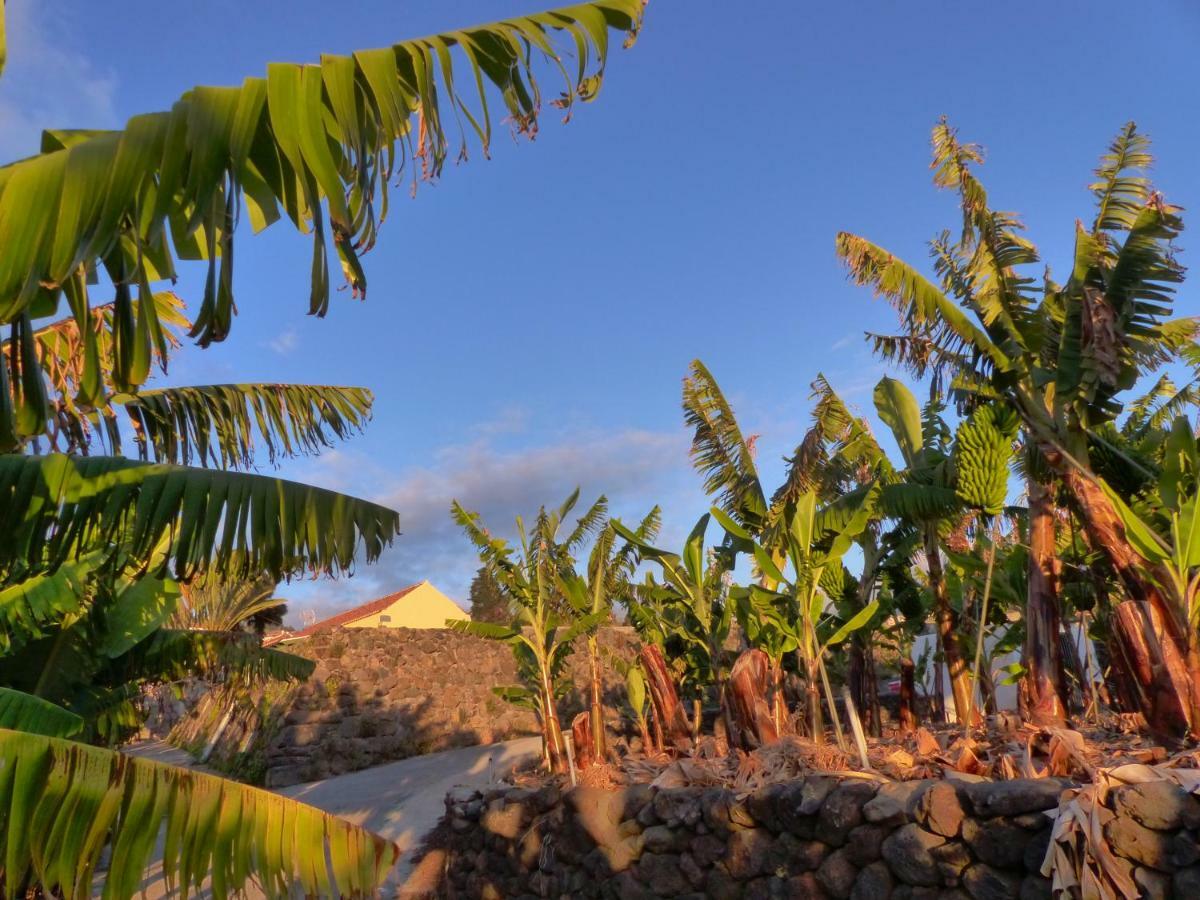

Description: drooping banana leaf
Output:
[117,383,375,468]
[0,688,83,737]
[0,727,398,899]
[0,453,400,581]
[0,0,646,336]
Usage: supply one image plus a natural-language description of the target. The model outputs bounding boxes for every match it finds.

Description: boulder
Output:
[644,824,691,854]
[962,864,1021,900]
[1104,814,1173,871]
[964,780,1069,819]
[634,852,689,896]
[765,830,830,874]
[724,828,773,879]
[816,848,859,899]
[1017,874,1052,900]
[915,782,965,838]
[817,781,877,846]
[864,781,928,827]
[844,824,888,866]
[930,840,972,886]
[882,823,945,886]
[850,861,893,900]
[1111,781,1200,831]
[963,817,1029,869]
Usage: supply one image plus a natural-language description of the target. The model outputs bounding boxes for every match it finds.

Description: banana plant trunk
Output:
[925,527,977,726]
[898,656,918,733]
[571,711,595,770]
[725,649,779,750]
[586,636,607,761]
[639,644,693,751]
[1024,479,1068,725]
[1061,467,1197,739]
[538,664,568,773]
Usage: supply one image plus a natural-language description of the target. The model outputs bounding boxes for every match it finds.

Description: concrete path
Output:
[114,736,541,896]
[120,739,218,774]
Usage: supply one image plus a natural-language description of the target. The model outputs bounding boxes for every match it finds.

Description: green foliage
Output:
[467,565,512,624]
[0,453,400,583]
[0,1,645,439]
[0,727,397,899]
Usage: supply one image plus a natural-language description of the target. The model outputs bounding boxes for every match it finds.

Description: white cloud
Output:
[0,1,119,162]
[279,425,694,626]
[267,328,300,355]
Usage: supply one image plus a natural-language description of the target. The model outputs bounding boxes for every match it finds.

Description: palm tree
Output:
[837,120,1197,735]
[0,1,648,893]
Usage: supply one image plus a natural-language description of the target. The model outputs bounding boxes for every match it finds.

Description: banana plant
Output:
[1099,416,1200,730]
[870,376,1019,725]
[451,491,608,773]
[558,506,660,762]
[713,489,877,741]
[613,513,734,740]
[839,120,1197,735]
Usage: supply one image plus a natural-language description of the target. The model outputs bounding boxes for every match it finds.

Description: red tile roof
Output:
[289,582,424,639]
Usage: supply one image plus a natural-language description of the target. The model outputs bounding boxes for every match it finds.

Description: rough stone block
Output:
[916,781,965,838]
[882,823,945,886]
[816,847,858,899]
[961,863,1021,900]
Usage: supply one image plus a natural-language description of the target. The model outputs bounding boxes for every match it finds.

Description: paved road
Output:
[115,736,541,896]
[279,737,542,891]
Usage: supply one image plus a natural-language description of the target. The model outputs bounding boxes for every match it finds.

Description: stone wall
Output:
[264,626,638,787]
[431,773,1200,898]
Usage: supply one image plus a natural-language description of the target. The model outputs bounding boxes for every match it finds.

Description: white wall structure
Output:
[911,620,1102,722]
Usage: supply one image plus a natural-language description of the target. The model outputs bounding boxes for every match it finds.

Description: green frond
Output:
[0,0,646,436]
[0,453,400,582]
[682,359,767,531]
[172,570,281,632]
[929,120,1041,351]
[118,383,373,468]
[447,618,520,642]
[837,232,1011,376]
[1091,122,1154,238]
[607,505,661,589]
[0,550,104,653]
[0,727,398,898]
[122,629,316,685]
[0,689,83,738]
[19,291,188,415]
[878,482,961,523]
[564,493,608,552]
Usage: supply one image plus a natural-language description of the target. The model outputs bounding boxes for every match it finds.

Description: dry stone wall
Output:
[264,625,638,787]
[433,773,1200,899]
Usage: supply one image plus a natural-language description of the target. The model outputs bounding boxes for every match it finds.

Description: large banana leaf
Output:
[0,453,400,581]
[118,383,374,468]
[0,727,398,899]
[0,550,105,653]
[682,360,767,531]
[0,688,83,737]
[0,0,645,366]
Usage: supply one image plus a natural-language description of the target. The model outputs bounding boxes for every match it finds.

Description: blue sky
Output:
[3,1,1198,620]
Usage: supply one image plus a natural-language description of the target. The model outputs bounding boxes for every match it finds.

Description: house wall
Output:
[342,581,469,629]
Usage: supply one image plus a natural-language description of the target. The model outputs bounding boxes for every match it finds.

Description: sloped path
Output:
[114,736,541,897]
